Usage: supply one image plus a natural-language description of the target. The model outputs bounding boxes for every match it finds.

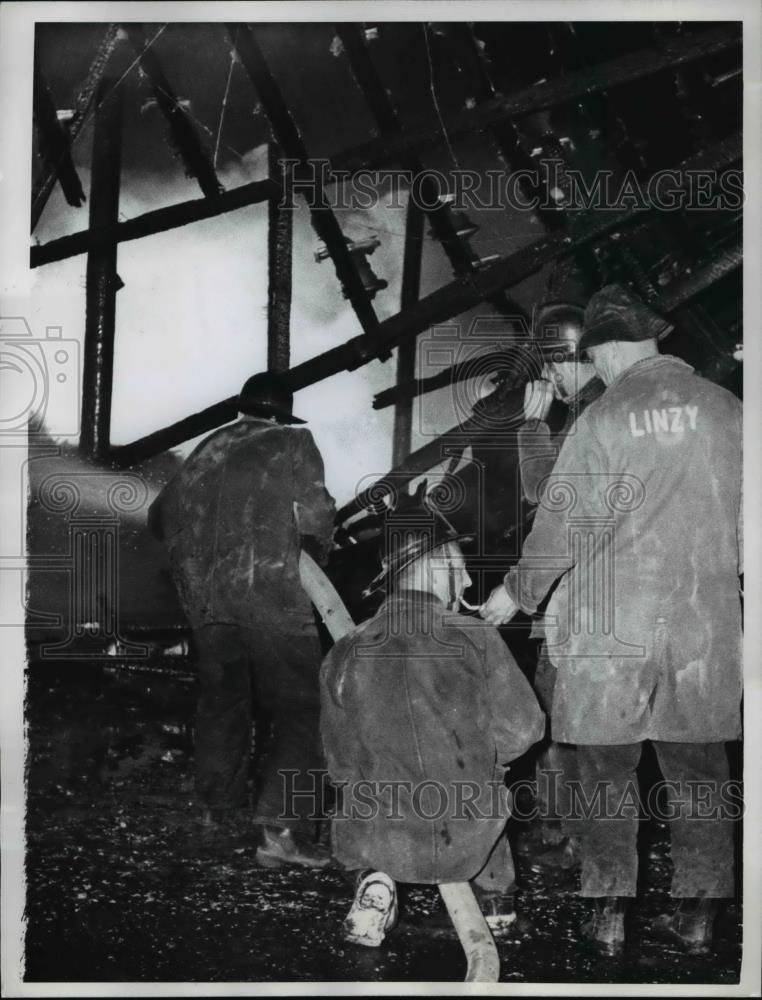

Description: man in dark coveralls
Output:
[518,300,605,867]
[481,284,743,957]
[320,499,544,946]
[149,371,336,867]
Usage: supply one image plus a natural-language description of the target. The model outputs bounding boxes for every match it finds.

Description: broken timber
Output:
[32,58,86,222]
[330,25,740,178]
[228,22,381,339]
[108,132,740,468]
[123,23,222,198]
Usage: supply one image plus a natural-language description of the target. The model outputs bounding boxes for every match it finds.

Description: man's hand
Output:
[523,379,554,422]
[479,585,520,626]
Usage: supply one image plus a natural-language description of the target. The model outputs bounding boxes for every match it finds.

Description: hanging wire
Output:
[423,23,461,172]
[213,42,238,169]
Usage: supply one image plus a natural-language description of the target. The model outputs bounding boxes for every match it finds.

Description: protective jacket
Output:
[148,416,336,630]
[517,375,605,639]
[320,590,544,884]
[505,355,742,745]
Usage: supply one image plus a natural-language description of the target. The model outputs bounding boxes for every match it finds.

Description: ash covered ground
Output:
[23,661,742,985]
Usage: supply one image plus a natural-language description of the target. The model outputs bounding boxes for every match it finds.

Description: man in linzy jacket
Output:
[517,300,605,866]
[149,372,335,867]
[321,499,544,947]
[481,285,742,958]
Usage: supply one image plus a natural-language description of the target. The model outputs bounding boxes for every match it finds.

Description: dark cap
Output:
[364,482,472,596]
[238,371,306,424]
[580,284,673,353]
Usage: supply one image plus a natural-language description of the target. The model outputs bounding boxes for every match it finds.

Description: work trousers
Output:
[472,827,516,896]
[193,621,324,831]
[576,741,735,898]
[533,642,578,837]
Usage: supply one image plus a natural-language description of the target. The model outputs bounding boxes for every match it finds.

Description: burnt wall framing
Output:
[30,22,742,471]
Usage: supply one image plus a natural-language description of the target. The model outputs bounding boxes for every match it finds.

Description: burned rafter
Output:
[227,22,380,339]
[32,56,86,220]
[123,24,223,198]
[108,132,740,468]
[442,23,566,233]
[335,23,528,328]
[32,23,121,231]
[329,25,740,179]
[30,178,279,268]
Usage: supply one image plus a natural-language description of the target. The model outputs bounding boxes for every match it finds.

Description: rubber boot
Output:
[652,898,719,954]
[581,896,628,958]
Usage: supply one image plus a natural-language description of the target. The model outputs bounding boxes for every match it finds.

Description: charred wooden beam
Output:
[373,233,742,412]
[335,24,527,325]
[330,25,740,178]
[108,134,740,467]
[375,351,511,411]
[661,237,742,313]
[80,82,123,460]
[267,142,292,372]
[32,25,120,231]
[392,198,424,467]
[335,387,525,525]
[110,397,240,467]
[123,24,222,198]
[32,57,86,222]
[31,179,279,267]
[228,23,380,338]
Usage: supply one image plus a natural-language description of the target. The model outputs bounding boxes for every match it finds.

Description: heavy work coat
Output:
[320,590,545,884]
[517,375,606,640]
[505,355,743,745]
[148,416,336,632]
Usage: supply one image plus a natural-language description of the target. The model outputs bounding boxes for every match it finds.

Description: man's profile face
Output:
[543,358,585,401]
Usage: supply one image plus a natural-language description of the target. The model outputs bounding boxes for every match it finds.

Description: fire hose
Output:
[298,550,501,984]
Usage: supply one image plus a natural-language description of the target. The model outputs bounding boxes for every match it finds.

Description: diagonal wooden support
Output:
[330,25,740,178]
[227,22,380,338]
[32,24,121,231]
[336,24,527,327]
[123,23,222,198]
[32,57,86,220]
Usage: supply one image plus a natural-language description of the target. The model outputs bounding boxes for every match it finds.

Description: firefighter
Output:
[148,371,336,867]
[320,496,544,946]
[480,284,742,957]
[518,301,605,869]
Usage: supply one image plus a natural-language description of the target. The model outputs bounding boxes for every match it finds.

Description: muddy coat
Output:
[517,375,605,640]
[149,416,336,631]
[320,590,545,884]
[505,356,742,745]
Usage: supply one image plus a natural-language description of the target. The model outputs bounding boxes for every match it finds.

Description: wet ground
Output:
[24,661,743,985]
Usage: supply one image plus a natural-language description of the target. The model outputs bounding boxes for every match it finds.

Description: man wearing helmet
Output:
[149,371,336,867]
[320,494,544,947]
[518,300,605,869]
[481,284,743,959]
